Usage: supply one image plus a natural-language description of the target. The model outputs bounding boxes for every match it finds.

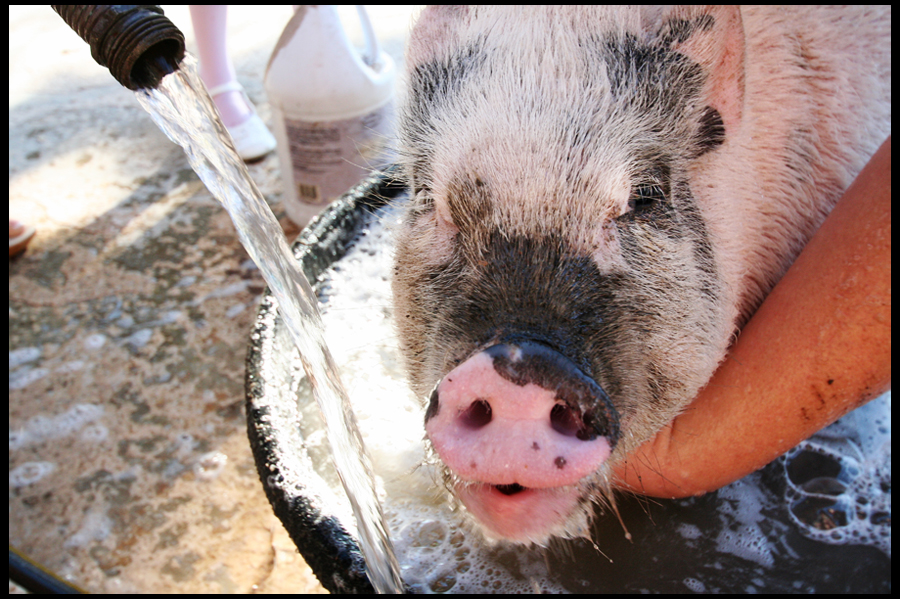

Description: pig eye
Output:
[628,182,666,214]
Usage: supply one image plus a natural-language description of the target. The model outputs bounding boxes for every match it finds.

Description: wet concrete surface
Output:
[9,5,419,593]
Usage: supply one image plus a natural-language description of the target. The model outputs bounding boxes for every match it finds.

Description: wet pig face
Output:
[392,6,735,543]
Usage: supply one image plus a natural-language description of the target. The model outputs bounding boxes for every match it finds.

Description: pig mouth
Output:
[494,483,525,495]
[456,480,589,543]
[425,341,619,541]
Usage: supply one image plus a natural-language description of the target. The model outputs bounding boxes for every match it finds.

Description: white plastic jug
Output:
[265,5,396,226]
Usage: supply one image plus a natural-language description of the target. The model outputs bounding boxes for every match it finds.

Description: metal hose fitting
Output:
[52,5,185,90]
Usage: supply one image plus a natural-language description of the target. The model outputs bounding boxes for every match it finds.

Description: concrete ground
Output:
[9,5,420,593]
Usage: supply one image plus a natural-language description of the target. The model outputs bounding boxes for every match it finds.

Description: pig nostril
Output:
[551,404,603,441]
[550,403,587,438]
[461,398,492,429]
[495,483,525,496]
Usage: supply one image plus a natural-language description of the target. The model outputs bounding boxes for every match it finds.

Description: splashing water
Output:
[135,56,402,594]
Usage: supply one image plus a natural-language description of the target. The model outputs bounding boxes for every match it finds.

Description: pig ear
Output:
[406,5,471,68]
[664,6,745,138]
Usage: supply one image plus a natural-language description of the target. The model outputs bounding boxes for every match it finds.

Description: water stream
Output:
[135,56,402,594]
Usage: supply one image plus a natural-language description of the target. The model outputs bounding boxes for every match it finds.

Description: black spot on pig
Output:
[696,107,726,154]
[597,33,705,120]
[409,39,487,109]
[404,40,488,191]
[584,29,725,159]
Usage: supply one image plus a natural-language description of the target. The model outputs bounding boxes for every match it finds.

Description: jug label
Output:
[284,104,394,206]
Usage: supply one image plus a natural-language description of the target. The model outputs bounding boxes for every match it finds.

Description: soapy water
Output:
[782,396,891,556]
[133,56,402,594]
[300,198,891,593]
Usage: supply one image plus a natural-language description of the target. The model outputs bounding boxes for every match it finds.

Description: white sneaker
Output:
[225,112,277,162]
[207,81,277,162]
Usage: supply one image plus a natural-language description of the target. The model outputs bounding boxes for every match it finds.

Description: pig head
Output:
[392,6,891,543]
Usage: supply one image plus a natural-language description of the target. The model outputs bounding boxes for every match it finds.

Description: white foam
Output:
[225,303,246,318]
[9,403,105,450]
[9,346,42,368]
[781,392,891,556]
[122,328,153,349]
[64,508,113,548]
[194,451,228,481]
[83,333,108,350]
[683,577,706,592]
[80,423,110,443]
[57,360,86,373]
[10,461,56,487]
[8,365,49,390]
[714,474,777,568]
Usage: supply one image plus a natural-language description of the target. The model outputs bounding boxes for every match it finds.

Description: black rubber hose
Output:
[9,546,86,594]
[52,5,185,90]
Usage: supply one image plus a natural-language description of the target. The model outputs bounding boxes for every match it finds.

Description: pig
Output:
[391,5,891,543]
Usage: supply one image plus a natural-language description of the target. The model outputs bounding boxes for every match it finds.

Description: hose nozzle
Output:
[53,5,185,90]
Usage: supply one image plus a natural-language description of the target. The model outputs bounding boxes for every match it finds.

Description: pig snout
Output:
[424,342,619,540]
